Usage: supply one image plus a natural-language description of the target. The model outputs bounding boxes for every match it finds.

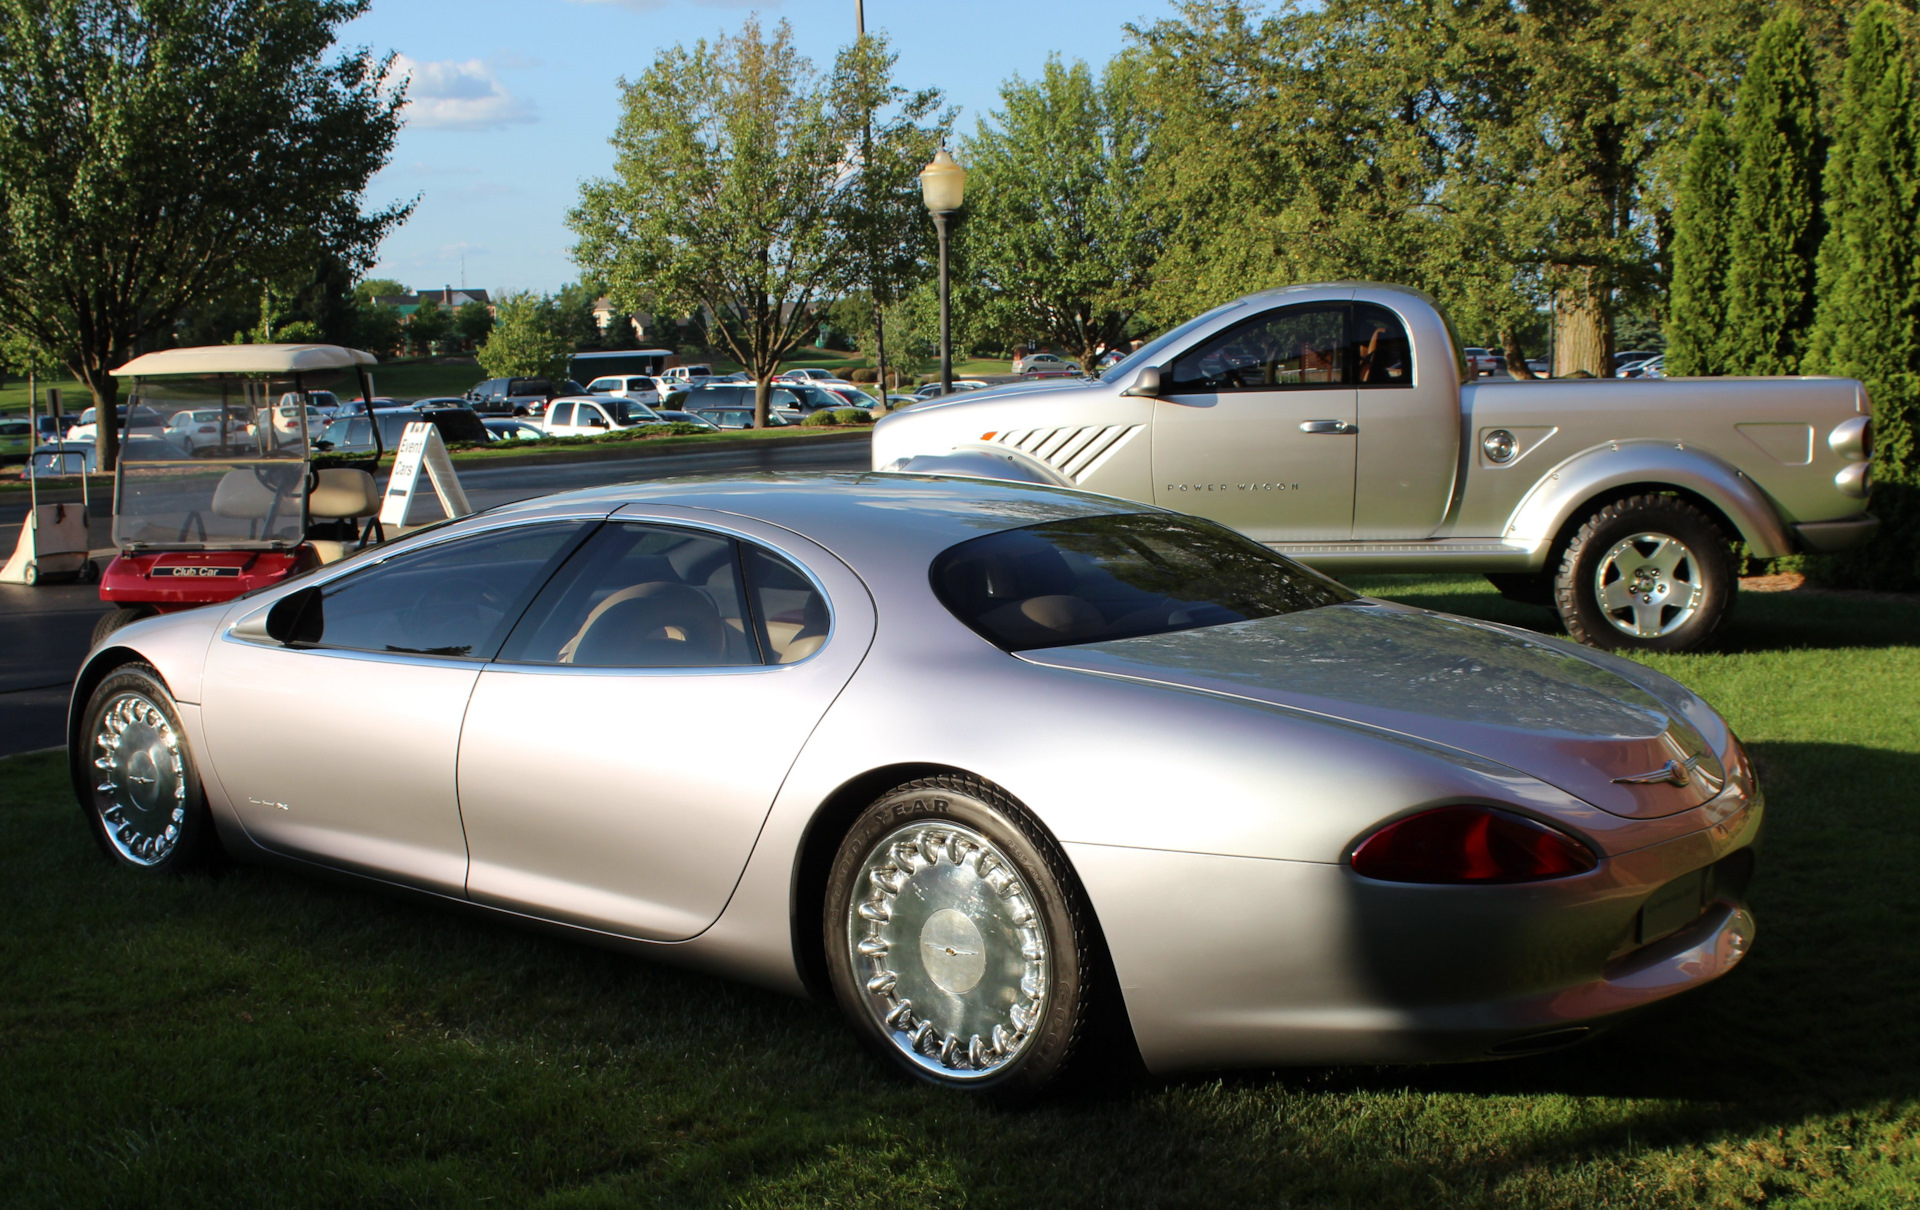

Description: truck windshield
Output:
[931,512,1355,651]
[1099,301,1249,384]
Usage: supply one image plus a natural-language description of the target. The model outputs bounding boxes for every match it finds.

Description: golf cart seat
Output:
[306,467,380,564]
[212,468,282,519]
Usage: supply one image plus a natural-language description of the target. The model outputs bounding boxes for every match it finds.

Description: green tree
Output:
[1804,2,1920,588]
[476,291,568,382]
[958,55,1160,372]
[832,32,948,404]
[0,0,408,469]
[554,281,605,349]
[456,301,494,349]
[406,297,453,355]
[1666,111,1740,376]
[1724,12,1824,375]
[571,18,856,427]
[353,278,409,306]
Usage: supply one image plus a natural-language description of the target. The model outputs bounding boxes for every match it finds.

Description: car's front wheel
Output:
[1554,494,1736,652]
[824,776,1092,1098]
[78,663,219,872]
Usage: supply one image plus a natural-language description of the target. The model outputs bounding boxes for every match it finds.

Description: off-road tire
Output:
[824,775,1094,1100]
[1554,494,1736,652]
[77,662,220,872]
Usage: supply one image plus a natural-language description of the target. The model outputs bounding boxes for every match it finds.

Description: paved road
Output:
[0,436,871,758]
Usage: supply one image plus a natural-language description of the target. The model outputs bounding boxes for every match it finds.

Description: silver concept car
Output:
[70,473,1761,1096]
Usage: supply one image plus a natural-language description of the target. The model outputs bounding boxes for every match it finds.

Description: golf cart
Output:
[91,345,389,645]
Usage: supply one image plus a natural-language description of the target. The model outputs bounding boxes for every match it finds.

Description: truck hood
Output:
[1015,602,1726,819]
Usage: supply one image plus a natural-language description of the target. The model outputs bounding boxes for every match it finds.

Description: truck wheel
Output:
[92,606,157,646]
[1554,494,1736,652]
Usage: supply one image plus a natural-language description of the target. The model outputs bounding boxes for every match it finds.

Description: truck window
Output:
[1352,303,1413,387]
[1168,305,1351,393]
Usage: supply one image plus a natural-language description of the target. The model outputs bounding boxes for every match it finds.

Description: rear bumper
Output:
[1795,514,1879,553]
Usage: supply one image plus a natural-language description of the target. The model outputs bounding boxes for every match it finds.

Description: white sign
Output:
[379,422,473,527]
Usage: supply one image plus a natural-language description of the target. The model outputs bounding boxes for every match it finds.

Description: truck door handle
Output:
[1300,420,1357,435]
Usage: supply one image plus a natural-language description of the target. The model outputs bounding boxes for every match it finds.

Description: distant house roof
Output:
[372,287,492,315]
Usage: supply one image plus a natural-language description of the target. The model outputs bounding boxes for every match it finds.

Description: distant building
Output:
[373,286,493,316]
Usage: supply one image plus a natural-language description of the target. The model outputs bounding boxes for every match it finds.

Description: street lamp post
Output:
[919,149,967,396]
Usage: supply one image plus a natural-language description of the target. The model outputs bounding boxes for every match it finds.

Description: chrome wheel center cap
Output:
[920,908,987,995]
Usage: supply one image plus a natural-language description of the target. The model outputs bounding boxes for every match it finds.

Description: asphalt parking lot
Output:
[0,436,871,758]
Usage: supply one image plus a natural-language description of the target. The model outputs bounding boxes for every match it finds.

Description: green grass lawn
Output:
[4,577,1917,1207]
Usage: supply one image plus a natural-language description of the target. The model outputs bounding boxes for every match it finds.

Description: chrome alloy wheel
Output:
[847,823,1051,1080]
[91,691,189,866]
[1593,532,1705,639]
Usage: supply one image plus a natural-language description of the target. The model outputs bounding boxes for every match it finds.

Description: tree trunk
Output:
[80,358,121,472]
[754,375,772,430]
[1552,277,1613,378]
[1499,327,1536,379]
[873,300,888,412]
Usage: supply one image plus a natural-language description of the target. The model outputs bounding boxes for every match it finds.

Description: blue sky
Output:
[337,0,1185,296]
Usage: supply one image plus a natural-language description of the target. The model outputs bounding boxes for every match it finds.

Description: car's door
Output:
[200,519,593,893]
[1151,301,1359,542]
[456,509,874,942]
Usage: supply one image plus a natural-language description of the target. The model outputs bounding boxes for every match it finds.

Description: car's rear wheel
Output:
[78,663,219,872]
[1554,494,1736,652]
[824,776,1092,1099]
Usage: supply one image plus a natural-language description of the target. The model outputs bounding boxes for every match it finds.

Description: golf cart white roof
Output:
[112,344,378,378]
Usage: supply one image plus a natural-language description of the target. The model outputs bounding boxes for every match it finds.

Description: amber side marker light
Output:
[1351,805,1597,884]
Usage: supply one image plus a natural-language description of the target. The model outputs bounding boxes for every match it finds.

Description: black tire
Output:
[1553,494,1737,652]
[76,662,220,872]
[1485,572,1555,608]
[91,606,156,647]
[824,775,1093,1099]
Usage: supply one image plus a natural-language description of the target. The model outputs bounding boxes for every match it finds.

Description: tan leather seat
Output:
[308,468,379,519]
[211,469,281,519]
[561,582,726,666]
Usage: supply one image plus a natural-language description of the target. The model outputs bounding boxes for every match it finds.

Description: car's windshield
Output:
[607,398,660,424]
[931,512,1355,652]
[1098,300,1251,384]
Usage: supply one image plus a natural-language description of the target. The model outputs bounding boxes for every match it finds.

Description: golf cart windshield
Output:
[113,375,325,550]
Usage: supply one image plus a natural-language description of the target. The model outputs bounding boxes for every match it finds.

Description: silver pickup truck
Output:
[872,283,1878,652]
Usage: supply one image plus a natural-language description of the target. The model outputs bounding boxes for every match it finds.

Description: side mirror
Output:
[1121,365,1164,398]
[265,587,323,647]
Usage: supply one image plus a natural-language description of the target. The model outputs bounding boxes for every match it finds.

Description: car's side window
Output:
[548,402,574,426]
[743,547,830,664]
[1167,305,1351,393]
[1352,302,1413,387]
[295,523,587,660]
[500,523,763,668]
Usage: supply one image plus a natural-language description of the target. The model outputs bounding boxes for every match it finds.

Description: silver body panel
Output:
[72,472,1763,1074]
[870,283,1873,570]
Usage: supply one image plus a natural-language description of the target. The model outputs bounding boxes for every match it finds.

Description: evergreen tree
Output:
[1804,2,1920,588]
[1723,13,1823,375]
[1666,111,1739,376]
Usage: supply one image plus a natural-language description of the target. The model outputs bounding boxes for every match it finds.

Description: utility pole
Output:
[856,0,889,406]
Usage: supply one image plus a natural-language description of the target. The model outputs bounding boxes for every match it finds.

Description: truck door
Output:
[1350,299,1460,539]
[1152,302,1357,542]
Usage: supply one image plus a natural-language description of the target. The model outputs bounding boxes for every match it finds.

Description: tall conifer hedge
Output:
[1667,112,1738,377]
[1723,13,1823,376]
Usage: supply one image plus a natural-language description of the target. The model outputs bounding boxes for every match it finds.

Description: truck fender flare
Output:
[1504,440,1794,559]
[877,444,1075,488]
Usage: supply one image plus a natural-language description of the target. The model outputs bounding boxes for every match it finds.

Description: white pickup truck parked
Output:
[872,283,1878,652]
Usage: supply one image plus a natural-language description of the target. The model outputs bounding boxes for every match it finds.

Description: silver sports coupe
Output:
[71,473,1760,1097]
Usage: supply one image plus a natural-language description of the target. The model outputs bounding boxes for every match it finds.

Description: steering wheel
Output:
[400,576,511,653]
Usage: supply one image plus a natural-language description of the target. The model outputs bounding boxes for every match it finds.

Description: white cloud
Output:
[390,55,538,131]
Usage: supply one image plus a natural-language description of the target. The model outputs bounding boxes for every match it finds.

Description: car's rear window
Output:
[930,513,1354,652]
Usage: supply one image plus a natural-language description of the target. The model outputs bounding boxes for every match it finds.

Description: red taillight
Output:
[1350,806,1596,884]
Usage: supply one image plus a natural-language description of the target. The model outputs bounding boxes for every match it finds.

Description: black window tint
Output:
[743,547,829,664]
[1168,306,1350,393]
[502,523,759,668]
[1352,302,1413,386]
[931,513,1355,652]
[548,402,573,426]
[307,522,585,659]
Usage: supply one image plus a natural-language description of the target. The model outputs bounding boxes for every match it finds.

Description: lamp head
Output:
[919,148,967,214]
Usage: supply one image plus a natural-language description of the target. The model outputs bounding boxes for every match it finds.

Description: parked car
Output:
[542,395,665,437]
[1013,352,1081,376]
[467,377,585,418]
[660,364,715,388]
[885,394,923,410]
[778,383,866,415]
[876,281,1879,653]
[777,367,858,389]
[25,435,189,475]
[682,383,803,418]
[77,472,1764,1097]
[408,396,476,411]
[162,408,246,454]
[1613,349,1660,372]
[913,381,989,400]
[63,405,165,443]
[0,417,34,461]
[1461,347,1503,376]
[1617,355,1666,379]
[316,406,489,453]
[307,390,342,417]
[687,404,795,430]
[584,375,664,406]
[483,418,548,442]
[652,409,720,431]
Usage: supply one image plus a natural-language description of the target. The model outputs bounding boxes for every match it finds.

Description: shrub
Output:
[800,410,840,426]
[848,367,878,383]
[832,408,874,425]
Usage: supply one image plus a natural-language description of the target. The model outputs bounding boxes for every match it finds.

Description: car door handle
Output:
[1299,420,1358,435]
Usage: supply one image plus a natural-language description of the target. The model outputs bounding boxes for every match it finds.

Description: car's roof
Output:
[491,471,1153,560]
